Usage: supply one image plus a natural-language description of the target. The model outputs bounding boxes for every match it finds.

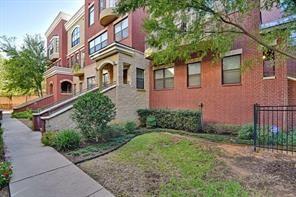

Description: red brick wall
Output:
[260,6,282,24]
[84,0,146,66]
[149,8,289,125]
[47,19,68,67]
[288,80,296,105]
[46,74,73,102]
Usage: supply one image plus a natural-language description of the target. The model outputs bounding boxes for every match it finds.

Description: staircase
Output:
[32,83,116,131]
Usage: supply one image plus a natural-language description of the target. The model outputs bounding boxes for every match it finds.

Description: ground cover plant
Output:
[79,132,296,196]
[0,128,12,197]
[11,110,32,120]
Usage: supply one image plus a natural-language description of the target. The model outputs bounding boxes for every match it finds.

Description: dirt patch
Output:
[79,152,169,197]
[216,144,296,196]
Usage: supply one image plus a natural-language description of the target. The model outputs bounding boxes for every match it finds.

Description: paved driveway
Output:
[2,114,113,197]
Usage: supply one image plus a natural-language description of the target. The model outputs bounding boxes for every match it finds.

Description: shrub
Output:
[72,92,116,142]
[146,115,156,129]
[124,121,137,133]
[238,124,253,140]
[203,123,241,135]
[103,124,125,140]
[138,109,201,132]
[41,132,57,146]
[54,130,81,151]
[258,130,296,147]
[11,110,33,120]
[0,161,12,189]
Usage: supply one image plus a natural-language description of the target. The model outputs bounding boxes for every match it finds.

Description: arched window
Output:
[49,83,53,94]
[61,81,72,93]
[71,27,80,47]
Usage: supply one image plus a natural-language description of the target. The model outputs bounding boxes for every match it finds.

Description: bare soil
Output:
[18,118,33,130]
[0,186,9,197]
[79,134,296,197]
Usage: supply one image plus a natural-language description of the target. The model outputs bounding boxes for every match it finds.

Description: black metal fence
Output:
[254,104,296,153]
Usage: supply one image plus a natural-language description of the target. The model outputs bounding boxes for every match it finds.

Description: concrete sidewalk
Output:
[2,114,113,197]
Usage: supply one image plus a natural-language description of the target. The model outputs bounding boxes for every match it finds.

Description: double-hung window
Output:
[136,68,144,89]
[154,67,174,90]
[115,18,128,41]
[100,0,106,11]
[89,32,108,55]
[87,76,96,89]
[263,49,275,78]
[187,62,201,87]
[89,5,95,26]
[222,55,241,84]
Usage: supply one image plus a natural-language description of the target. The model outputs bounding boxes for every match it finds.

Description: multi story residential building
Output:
[30,0,149,131]
[146,6,296,125]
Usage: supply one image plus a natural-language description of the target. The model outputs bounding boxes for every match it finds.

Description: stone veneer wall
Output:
[44,86,117,131]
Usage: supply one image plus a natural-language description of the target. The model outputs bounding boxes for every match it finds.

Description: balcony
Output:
[100,7,118,26]
[47,37,59,61]
[72,64,84,77]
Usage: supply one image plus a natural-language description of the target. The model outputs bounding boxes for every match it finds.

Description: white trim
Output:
[65,5,85,31]
[263,76,276,80]
[288,76,296,81]
[60,79,73,84]
[88,1,95,8]
[44,66,73,78]
[45,12,71,38]
[224,49,243,57]
[67,43,85,57]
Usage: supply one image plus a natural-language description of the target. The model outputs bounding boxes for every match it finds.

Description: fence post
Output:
[253,104,258,151]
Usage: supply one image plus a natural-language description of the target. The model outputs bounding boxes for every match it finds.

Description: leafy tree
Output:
[116,0,296,65]
[0,34,48,97]
[72,92,116,142]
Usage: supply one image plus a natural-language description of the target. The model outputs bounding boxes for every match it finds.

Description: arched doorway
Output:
[61,81,72,93]
[97,62,115,88]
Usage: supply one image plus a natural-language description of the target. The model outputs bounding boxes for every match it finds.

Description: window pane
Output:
[122,18,128,29]
[189,74,201,87]
[89,6,94,25]
[263,60,275,77]
[188,63,200,74]
[115,32,121,41]
[155,79,164,89]
[165,67,174,78]
[165,78,174,88]
[223,55,240,70]
[155,70,163,79]
[223,70,240,84]
[122,28,128,39]
[137,69,144,78]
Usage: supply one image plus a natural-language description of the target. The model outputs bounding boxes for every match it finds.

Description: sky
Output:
[0,0,84,45]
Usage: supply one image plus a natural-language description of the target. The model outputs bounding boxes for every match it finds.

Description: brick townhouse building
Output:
[30,0,149,131]
[146,6,296,125]
[14,1,295,131]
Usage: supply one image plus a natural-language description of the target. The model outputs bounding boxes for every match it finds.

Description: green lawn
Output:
[113,132,248,196]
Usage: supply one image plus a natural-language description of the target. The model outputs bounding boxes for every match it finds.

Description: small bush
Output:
[258,130,296,147]
[124,121,137,133]
[41,132,57,146]
[146,115,156,129]
[72,92,116,142]
[103,124,125,140]
[203,123,241,135]
[138,109,201,132]
[238,124,253,140]
[11,110,33,120]
[0,161,13,189]
[54,130,81,151]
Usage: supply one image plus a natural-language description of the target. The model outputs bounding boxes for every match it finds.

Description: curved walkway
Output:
[2,114,113,197]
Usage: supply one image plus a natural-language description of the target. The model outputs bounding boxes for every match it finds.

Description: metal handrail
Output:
[34,82,117,114]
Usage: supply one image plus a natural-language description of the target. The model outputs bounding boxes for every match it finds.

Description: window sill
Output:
[187,86,201,89]
[153,88,174,91]
[288,76,296,81]
[222,83,242,87]
[263,76,276,80]
[115,37,129,43]
[137,89,146,92]
[61,92,72,95]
